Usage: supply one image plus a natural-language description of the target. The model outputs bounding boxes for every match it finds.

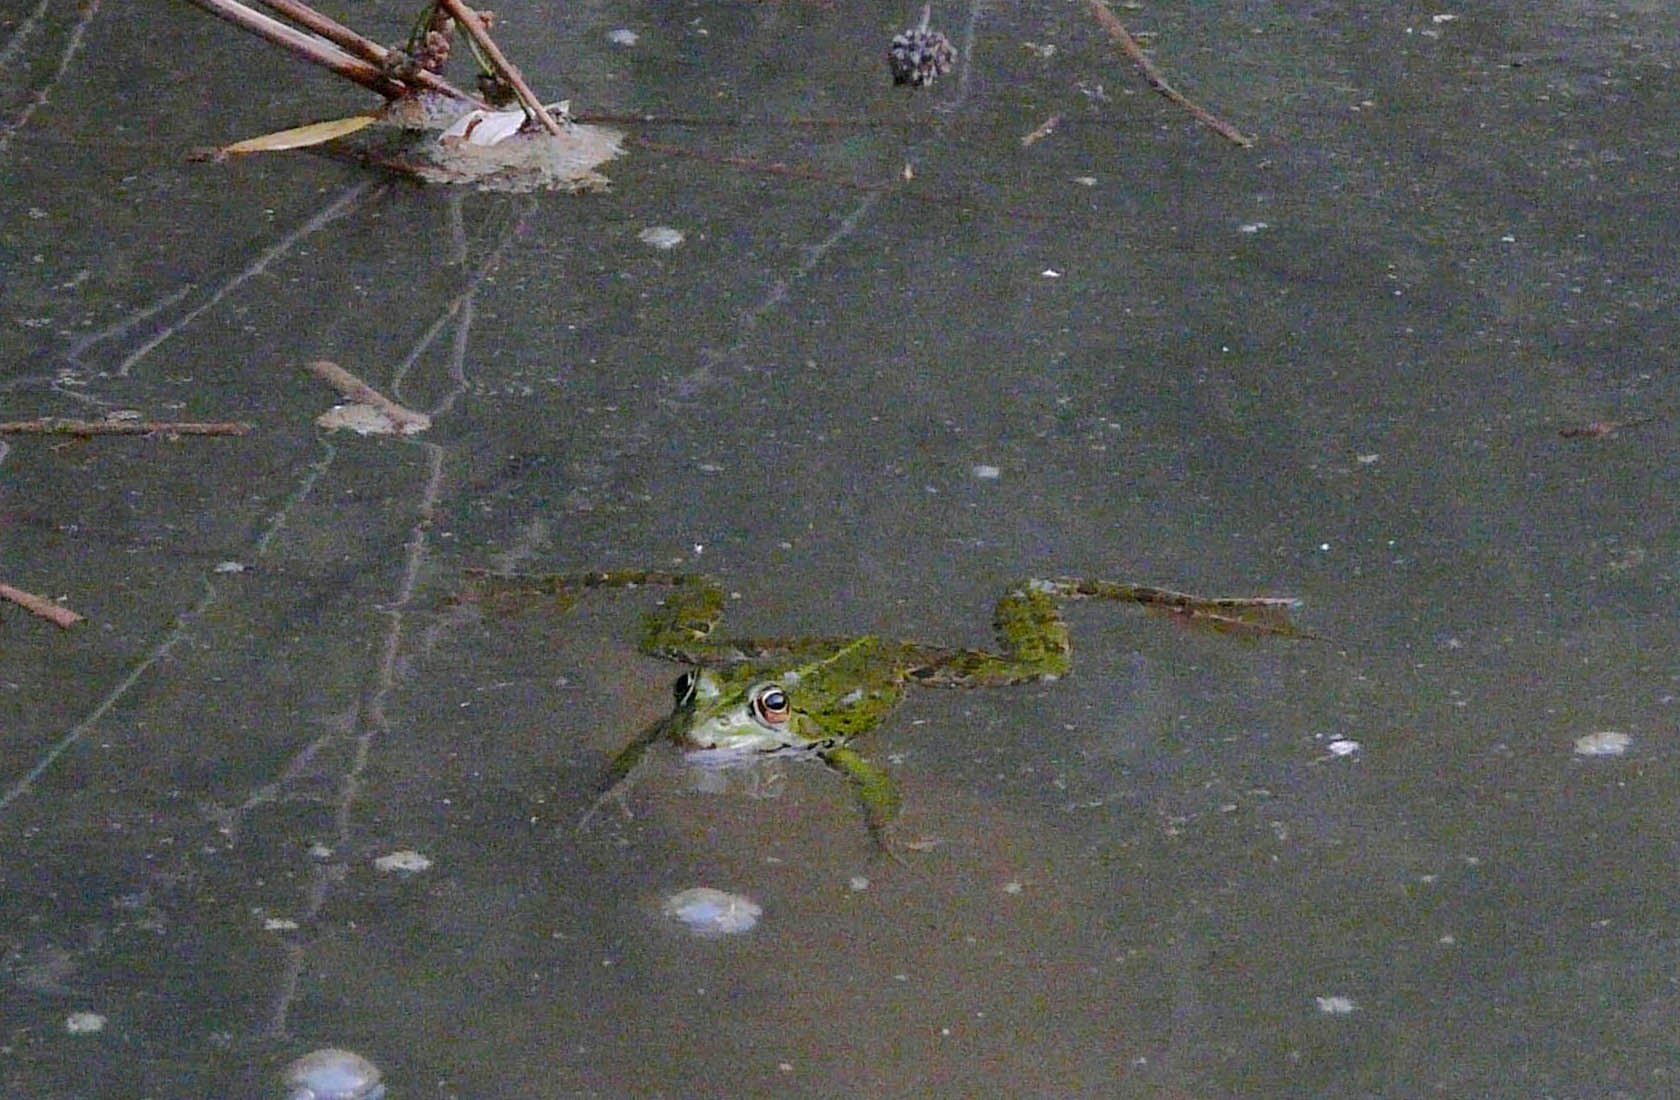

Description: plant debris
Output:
[185,0,622,190]
[0,418,252,436]
[1082,0,1253,147]
[889,6,956,88]
[0,583,84,628]
[307,360,432,436]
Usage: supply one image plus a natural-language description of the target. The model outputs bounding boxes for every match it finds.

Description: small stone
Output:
[607,28,639,46]
[64,1012,106,1034]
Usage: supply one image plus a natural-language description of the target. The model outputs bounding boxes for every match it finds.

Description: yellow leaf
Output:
[219,114,378,156]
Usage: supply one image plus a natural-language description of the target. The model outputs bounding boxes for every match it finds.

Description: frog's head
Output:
[671,667,837,762]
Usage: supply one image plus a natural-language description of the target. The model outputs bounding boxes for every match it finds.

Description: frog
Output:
[462,568,1303,848]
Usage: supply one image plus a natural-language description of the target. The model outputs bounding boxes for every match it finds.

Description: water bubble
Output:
[637,226,686,250]
[1573,730,1631,757]
[662,887,762,938]
[283,1048,386,1100]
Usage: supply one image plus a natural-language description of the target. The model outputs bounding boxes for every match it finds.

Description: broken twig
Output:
[1082,0,1254,147]
[185,0,408,99]
[0,419,252,436]
[436,0,565,135]
[256,0,486,107]
[0,583,84,628]
[307,360,432,435]
[1558,413,1665,439]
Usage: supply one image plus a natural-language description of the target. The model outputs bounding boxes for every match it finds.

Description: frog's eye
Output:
[751,685,791,725]
[673,672,698,707]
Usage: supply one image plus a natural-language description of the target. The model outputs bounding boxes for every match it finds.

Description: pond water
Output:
[3,0,1677,1096]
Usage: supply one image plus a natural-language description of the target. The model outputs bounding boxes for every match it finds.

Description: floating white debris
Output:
[64,1012,106,1034]
[1573,730,1631,757]
[1001,880,1024,895]
[1072,176,1097,186]
[662,887,762,938]
[1326,739,1361,757]
[264,917,300,932]
[607,27,639,46]
[1238,221,1269,234]
[1041,268,1063,278]
[638,225,686,250]
[214,561,248,573]
[372,850,432,874]
[316,402,431,437]
[283,1048,386,1100]
[404,114,624,193]
[848,875,870,892]
[971,464,1001,480]
[440,107,527,147]
[1431,13,1458,24]
[1315,995,1357,1015]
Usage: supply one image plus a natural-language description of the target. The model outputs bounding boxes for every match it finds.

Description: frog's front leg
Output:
[820,744,902,852]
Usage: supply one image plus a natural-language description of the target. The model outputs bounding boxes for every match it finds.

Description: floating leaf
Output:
[219,114,378,157]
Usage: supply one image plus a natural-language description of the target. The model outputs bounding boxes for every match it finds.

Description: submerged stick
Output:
[436,0,565,135]
[1082,0,1254,148]
[0,583,84,628]
[0,418,252,436]
[1558,412,1666,439]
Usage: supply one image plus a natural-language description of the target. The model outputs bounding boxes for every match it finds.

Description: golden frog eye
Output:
[752,685,791,725]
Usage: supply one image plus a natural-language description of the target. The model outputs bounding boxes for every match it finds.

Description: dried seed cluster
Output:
[888,26,955,88]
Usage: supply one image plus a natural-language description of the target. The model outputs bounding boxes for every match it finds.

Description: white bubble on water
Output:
[283,1048,386,1100]
[638,226,686,250]
[372,850,432,874]
[1573,730,1631,757]
[662,887,762,938]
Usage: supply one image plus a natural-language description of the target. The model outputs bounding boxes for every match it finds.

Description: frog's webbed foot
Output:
[576,712,677,835]
[821,745,903,857]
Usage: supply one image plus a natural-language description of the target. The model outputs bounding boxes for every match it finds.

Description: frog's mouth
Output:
[682,740,830,771]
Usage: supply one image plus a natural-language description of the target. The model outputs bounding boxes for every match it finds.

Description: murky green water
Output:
[3,1,1678,1095]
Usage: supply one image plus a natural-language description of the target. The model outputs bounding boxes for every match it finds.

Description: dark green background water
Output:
[3,0,1676,1095]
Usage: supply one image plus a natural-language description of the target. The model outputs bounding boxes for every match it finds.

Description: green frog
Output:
[463,569,1303,847]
